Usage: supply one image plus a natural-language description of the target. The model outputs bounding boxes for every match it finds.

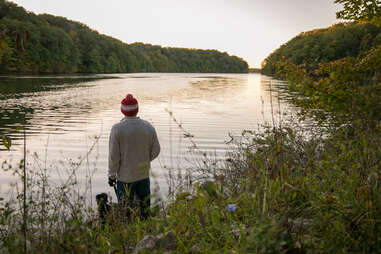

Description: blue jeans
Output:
[116,178,151,219]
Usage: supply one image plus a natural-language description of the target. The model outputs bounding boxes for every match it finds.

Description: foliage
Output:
[273,45,381,124]
[0,0,248,74]
[335,0,381,25]
[262,22,381,75]
[255,3,381,252]
[1,134,10,150]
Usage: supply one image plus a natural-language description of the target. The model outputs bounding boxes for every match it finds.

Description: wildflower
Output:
[227,204,236,212]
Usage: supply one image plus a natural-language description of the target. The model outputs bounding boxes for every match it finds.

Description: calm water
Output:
[0,73,293,201]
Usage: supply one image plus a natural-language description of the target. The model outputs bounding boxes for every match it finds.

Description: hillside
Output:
[0,0,248,74]
[262,22,381,75]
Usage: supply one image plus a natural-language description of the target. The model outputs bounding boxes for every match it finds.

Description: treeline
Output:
[262,22,381,75]
[0,0,248,74]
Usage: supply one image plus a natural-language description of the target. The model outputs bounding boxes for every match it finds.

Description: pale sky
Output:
[10,0,341,68]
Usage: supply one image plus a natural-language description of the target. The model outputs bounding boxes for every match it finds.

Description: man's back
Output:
[108,116,160,183]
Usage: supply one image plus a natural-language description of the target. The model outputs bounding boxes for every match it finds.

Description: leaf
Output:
[2,135,11,150]
[0,39,6,49]
[365,200,373,209]
[176,192,191,201]
[200,181,218,199]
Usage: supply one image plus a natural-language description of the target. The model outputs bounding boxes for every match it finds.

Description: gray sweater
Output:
[108,116,160,183]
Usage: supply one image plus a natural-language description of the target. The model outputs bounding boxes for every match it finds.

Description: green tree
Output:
[0,0,248,74]
[335,0,381,25]
[262,22,381,76]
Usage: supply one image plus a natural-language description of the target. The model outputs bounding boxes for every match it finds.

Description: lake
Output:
[0,73,293,202]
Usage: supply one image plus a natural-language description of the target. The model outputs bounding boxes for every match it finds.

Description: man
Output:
[108,93,160,219]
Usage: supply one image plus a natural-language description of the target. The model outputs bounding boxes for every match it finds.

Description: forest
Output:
[262,22,381,75]
[0,0,248,74]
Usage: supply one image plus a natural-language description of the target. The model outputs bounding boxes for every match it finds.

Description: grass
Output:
[1,106,381,253]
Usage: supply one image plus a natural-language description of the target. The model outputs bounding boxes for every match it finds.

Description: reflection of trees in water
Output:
[0,77,107,143]
[0,106,33,145]
[0,77,102,98]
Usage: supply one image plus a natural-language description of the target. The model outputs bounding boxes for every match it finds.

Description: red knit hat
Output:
[121,94,139,116]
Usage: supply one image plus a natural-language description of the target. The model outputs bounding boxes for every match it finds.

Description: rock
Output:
[189,243,203,253]
[134,231,178,253]
[157,231,178,250]
[134,235,158,254]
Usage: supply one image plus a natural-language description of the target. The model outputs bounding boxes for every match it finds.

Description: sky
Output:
[10,0,341,68]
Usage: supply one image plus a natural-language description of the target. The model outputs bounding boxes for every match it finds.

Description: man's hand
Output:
[108,177,116,187]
